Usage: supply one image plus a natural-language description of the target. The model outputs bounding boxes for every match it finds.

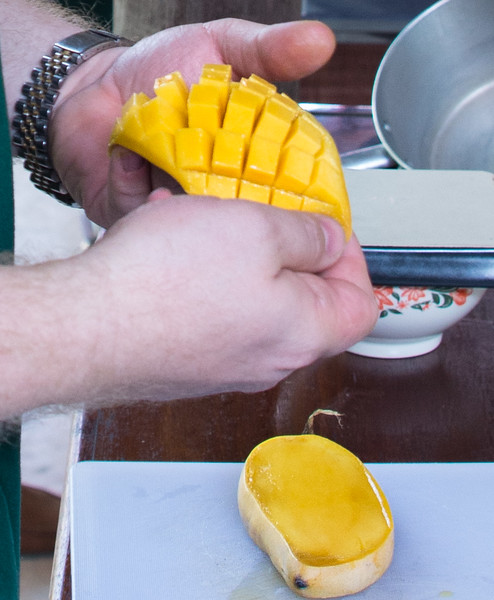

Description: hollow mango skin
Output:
[109,65,351,239]
[237,435,394,598]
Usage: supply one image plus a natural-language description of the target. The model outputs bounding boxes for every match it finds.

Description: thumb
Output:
[276,210,346,274]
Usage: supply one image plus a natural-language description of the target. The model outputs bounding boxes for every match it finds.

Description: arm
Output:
[0,0,91,123]
[1,0,336,227]
[0,192,377,420]
[0,2,377,421]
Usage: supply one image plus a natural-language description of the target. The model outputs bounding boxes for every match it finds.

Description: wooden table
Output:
[72,287,494,464]
[51,104,494,600]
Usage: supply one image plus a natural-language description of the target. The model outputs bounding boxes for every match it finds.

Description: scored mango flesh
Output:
[242,435,393,568]
[109,65,351,238]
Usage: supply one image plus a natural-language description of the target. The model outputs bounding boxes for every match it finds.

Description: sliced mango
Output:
[238,434,394,598]
[110,65,351,238]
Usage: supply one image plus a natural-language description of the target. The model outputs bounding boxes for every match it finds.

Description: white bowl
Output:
[348,286,487,359]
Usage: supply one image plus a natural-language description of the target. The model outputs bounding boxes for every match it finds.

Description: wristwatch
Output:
[12,29,134,207]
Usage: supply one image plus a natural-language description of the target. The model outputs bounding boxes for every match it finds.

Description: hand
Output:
[69,191,377,404]
[50,19,336,228]
[0,189,376,417]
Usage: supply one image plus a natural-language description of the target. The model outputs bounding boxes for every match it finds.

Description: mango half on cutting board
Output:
[238,435,394,598]
[110,65,351,238]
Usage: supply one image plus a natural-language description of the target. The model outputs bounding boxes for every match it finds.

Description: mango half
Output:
[110,65,351,238]
[237,435,394,598]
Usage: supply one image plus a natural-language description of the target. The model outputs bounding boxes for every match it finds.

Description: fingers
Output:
[202,19,336,81]
[269,209,346,274]
[320,236,379,345]
[312,236,378,351]
[275,231,377,356]
[97,194,376,381]
[116,19,336,97]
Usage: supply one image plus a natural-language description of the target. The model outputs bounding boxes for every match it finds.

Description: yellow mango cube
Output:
[140,130,175,173]
[139,96,186,135]
[239,180,271,204]
[302,196,344,223]
[253,94,299,144]
[200,64,232,82]
[240,73,276,99]
[275,146,314,194]
[211,129,246,178]
[122,91,149,113]
[187,83,224,135]
[200,64,232,110]
[243,134,281,186]
[175,128,213,172]
[271,189,303,211]
[154,71,188,114]
[118,107,144,143]
[222,86,265,138]
[206,173,239,198]
[305,157,348,208]
[316,136,342,169]
[285,112,323,156]
[181,170,208,195]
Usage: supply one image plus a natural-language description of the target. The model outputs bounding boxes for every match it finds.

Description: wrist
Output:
[0,255,110,418]
[12,29,133,207]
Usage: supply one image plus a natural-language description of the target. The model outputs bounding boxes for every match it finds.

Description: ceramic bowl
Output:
[348,286,487,359]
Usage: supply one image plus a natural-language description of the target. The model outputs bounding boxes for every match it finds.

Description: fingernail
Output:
[117,148,146,172]
[148,188,173,202]
[319,216,345,257]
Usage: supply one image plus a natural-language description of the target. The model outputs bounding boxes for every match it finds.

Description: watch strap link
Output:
[12,29,134,207]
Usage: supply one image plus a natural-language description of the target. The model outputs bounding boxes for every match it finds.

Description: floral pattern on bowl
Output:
[374,287,473,318]
[348,286,487,359]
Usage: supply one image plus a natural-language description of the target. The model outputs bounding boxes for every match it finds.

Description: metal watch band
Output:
[12,29,134,207]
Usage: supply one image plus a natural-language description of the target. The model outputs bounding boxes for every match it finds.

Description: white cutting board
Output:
[70,461,494,599]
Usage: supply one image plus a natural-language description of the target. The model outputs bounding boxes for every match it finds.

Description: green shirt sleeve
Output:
[0,50,14,255]
[0,46,21,600]
[0,428,21,600]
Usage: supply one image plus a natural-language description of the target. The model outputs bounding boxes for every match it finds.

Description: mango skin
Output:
[110,65,352,239]
[237,435,394,598]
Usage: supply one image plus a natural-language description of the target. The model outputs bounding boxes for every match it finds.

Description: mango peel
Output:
[238,435,394,598]
[110,65,351,238]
